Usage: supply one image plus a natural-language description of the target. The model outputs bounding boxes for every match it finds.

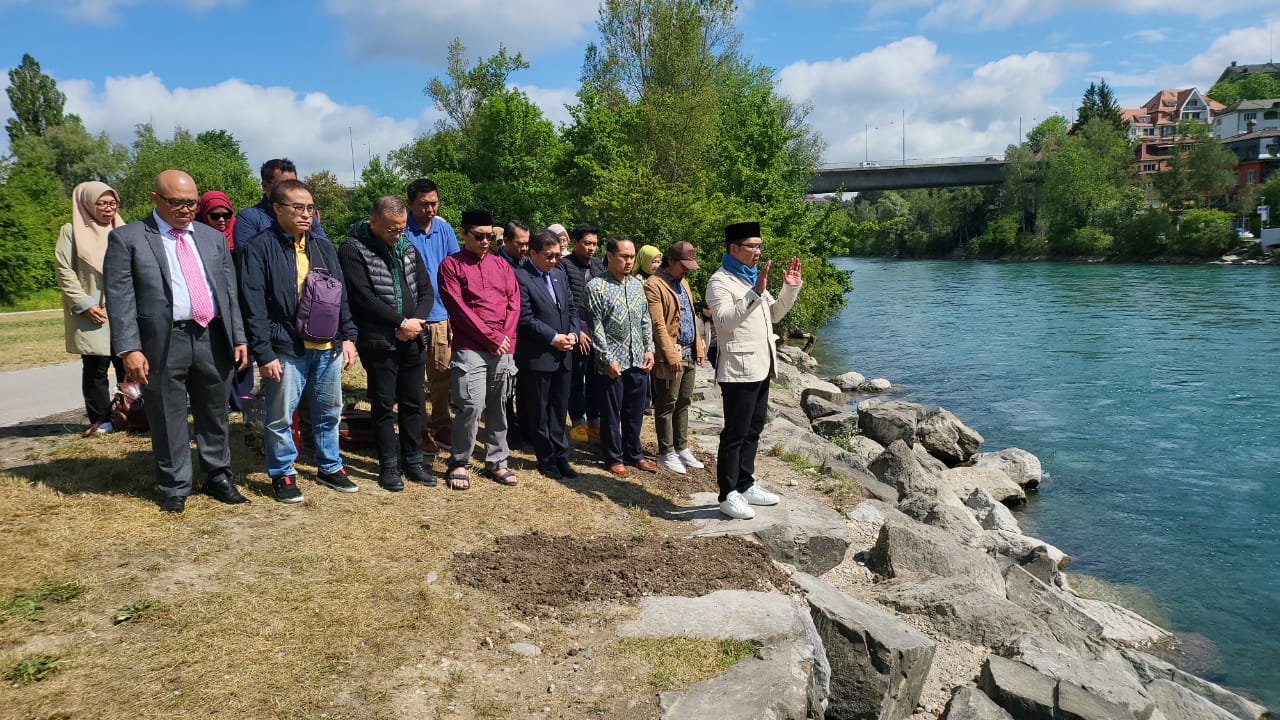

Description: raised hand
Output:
[754,259,772,295]
[783,257,802,286]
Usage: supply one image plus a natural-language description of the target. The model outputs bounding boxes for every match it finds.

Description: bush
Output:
[970,213,1018,257]
[1172,209,1234,257]
[1114,209,1173,258]
[1053,226,1113,256]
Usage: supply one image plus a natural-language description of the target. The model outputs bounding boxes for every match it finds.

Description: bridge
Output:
[809,156,1008,193]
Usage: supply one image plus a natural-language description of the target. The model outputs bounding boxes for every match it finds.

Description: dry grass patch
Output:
[0,310,71,371]
[613,636,759,691]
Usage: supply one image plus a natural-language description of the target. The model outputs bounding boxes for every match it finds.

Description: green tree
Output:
[9,118,128,196]
[468,90,566,226]
[1207,74,1280,105]
[5,54,66,146]
[1154,121,1238,209]
[118,124,259,221]
[304,170,351,241]
[0,154,65,302]
[1040,117,1134,250]
[1026,115,1068,154]
[342,155,407,239]
[426,38,529,137]
[1074,79,1125,134]
[1171,208,1234,256]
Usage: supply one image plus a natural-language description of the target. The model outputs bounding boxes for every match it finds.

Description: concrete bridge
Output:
[809,156,1008,193]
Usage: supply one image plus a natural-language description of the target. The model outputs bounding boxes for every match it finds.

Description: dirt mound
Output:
[453,532,792,614]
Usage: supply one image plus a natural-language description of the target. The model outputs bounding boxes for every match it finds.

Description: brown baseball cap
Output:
[667,241,699,270]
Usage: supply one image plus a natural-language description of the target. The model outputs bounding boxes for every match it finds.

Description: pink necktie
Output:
[169,228,215,327]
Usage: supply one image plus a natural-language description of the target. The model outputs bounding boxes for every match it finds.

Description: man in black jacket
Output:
[240,179,358,503]
[338,196,435,491]
[561,223,606,442]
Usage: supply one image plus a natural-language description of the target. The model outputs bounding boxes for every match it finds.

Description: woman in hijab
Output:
[55,182,126,436]
[636,244,662,278]
[196,190,253,410]
[196,190,236,250]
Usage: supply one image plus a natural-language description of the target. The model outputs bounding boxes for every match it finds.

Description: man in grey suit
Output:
[105,169,250,513]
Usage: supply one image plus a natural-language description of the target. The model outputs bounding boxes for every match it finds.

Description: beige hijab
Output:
[71,181,124,274]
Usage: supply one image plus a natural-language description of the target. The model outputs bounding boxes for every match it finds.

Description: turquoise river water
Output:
[812,257,1279,708]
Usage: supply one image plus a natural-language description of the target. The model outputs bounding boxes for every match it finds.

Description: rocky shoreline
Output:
[642,343,1275,720]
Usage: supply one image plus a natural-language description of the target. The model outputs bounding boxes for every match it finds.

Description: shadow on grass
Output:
[540,442,719,521]
[8,450,159,499]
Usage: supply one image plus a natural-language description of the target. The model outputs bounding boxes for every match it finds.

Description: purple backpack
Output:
[295,267,343,343]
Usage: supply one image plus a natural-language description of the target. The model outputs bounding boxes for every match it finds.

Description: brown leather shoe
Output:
[607,464,629,476]
[630,458,659,473]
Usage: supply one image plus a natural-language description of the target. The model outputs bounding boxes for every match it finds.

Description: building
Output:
[1122,88,1224,176]
[1212,99,1280,139]
[1220,128,1280,189]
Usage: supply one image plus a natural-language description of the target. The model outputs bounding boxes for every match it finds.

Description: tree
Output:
[305,170,351,241]
[1208,74,1280,105]
[1026,115,1068,154]
[425,38,529,136]
[1074,79,1125,134]
[0,153,65,302]
[1040,117,1135,250]
[1154,121,1237,209]
[468,90,566,226]
[5,54,66,146]
[118,124,259,221]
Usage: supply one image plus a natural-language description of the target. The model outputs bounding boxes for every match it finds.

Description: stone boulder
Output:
[778,344,820,371]
[979,655,1134,720]
[794,573,935,720]
[775,361,805,390]
[813,412,860,438]
[832,371,867,391]
[1002,566,1100,652]
[866,517,1006,596]
[759,417,846,467]
[690,490,851,574]
[857,401,924,447]
[838,435,885,470]
[1069,596,1173,649]
[802,378,847,405]
[942,467,1026,506]
[973,448,1043,489]
[1145,679,1239,720]
[866,378,893,392]
[965,487,1023,534]
[868,440,945,499]
[917,408,985,465]
[876,576,1050,648]
[998,632,1157,720]
[819,459,898,503]
[1123,650,1270,720]
[980,531,1070,571]
[802,392,846,422]
[941,686,1016,720]
[619,590,826,720]
[899,492,983,540]
[914,445,950,475]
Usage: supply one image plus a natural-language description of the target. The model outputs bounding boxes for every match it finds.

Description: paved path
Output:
[0,361,84,427]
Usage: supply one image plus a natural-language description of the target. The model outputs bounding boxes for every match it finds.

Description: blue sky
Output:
[1,0,1277,180]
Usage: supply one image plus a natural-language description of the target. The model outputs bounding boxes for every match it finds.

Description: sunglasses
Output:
[207,211,232,221]
[468,230,496,241]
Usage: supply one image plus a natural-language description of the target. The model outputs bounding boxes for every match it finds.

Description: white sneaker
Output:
[96,421,114,434]
[677,448,704,469]
[741,485,780,506]
[657,451,687,474]
[719,491,756,520]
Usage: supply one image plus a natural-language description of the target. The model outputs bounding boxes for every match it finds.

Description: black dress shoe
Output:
[203,475,250,504]
[159,496,186,514]
[538,465,563,480]
[555,461,579,479]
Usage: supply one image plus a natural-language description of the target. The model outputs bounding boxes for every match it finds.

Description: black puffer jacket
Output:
[337,220,433,352]
[561,252,606,334]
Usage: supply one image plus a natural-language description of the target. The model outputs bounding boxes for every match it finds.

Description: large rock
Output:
[857,401,924,447]
[794,573,935,720]
[1069,596,1173,648]
[868,440,945,499]
[914,444,950,475]
[759,417,847,467]
[917,408,985,465]
[980,531,1070,571]
[965,487,1024,534]
[941,686,1016,720]
[690,490,851,574]
[973,448,1043,489]
[802,392,846,422]
[866,378,893,392]
[802,378,847,405]
[819,459,898,503]
[867,517,1006,596]
[979,655,1134,720]
[619,591,826,720]
[832,371,867,391]
[1002,566,1099,652]
[775,361,805,390]
[899,492,983,540]
[813,412,860,438]
[1123,650,1271,720]
[998,633,1157,720]
[779,344,820,371]
[876,576,1050,648]
[942,467,1026,506]
[1146,679,1239,720]
[839,435,886,470]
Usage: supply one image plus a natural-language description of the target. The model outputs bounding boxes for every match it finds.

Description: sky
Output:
[1,0,1278,182]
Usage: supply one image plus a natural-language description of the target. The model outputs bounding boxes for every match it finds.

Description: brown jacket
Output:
[643,271,704,377]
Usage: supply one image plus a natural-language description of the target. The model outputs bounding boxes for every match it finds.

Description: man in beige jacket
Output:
[705,222,802,520]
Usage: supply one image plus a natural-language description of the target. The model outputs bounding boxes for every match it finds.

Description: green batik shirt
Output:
[585,272,654,374]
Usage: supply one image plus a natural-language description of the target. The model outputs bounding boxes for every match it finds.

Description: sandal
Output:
[488,467,518,486]
[446,466,470,491]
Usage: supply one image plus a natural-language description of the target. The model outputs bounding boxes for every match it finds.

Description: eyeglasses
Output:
[94,199,119,209]
[207,211,232,221]
[276,203,317,215]
[156,194,199,211]
[735,242,764,252]
[468,230,496,241]
[383,226,407,236]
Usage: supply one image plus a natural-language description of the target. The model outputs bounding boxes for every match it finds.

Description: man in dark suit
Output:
[104,169,250,513]
[514,229,579,479]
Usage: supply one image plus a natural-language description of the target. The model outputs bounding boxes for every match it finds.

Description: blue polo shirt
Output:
[406,213,460,322]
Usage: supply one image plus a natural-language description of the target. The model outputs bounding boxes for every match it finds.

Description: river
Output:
[812,257,1280,708]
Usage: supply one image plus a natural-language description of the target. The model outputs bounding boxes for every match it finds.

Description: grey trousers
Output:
[448,349,515,469]
[141,319,233,498]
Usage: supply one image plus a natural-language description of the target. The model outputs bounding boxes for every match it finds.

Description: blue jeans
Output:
[263,348,344,478]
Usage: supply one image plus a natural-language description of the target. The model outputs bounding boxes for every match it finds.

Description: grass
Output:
[613,637,760,690]
[5,655,60,686]
[111,598,158,625]
[0,288,62,313]
[0,309,71,371]
[0,579,87,623]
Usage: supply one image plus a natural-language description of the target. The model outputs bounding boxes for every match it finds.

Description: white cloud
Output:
[516,84,578,129]
[854,0,1276,29]
[0,0,239,23]
[324,0,599,65]
[779,40,1083,162]
[1126,29,1168,43]
[59,74,438,180]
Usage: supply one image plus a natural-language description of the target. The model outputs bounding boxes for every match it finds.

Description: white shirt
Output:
[153,212,218,322]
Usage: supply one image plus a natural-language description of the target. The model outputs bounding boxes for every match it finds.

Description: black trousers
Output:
[82,354,125,424]
[519,366,571,467]
[359,340,426,468]
[717,380,770,501]
[227,364,255,412]
[599,367,648,466]
[569,348,601,426]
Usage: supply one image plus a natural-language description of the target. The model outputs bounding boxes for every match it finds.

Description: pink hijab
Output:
[196,191,236,249]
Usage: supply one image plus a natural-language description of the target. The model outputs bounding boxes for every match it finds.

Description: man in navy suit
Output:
[104,169,250,513]
[514,229,579,479]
